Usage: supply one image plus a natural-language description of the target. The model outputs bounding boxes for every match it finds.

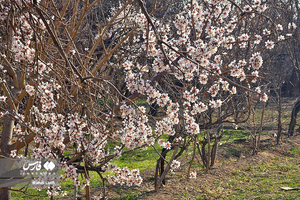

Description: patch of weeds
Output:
[245,165,253,171]
[228,179,237,186]
[226,148,242,157]
[221,155,300,199]
[213,181,220,188]
[257,162,268,170]
[11,188,49,200]
[196,195,205,200]
[236,186,243,190]
[221,130,250,144]
[135,99,147,107]
[191,161,202,168]
[233,169,240,176]
[110,189,140,200]
[116,187,122,193]
[290,147,300,154]
[278,165,289,172]
[111,194,138,200]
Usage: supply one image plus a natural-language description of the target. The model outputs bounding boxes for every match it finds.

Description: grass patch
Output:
[222,130,251,144]
[196,156,300,199]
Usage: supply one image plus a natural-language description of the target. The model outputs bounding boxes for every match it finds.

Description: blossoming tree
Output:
[0,0,292,199]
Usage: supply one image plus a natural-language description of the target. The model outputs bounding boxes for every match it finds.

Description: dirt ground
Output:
[105,132,300,200]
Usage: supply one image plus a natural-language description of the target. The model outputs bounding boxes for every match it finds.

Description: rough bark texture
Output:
[1,115,14,156]
[288,99,300,137]
[0,88,19,200]
[0,114,14,200]
[0,188,11,200]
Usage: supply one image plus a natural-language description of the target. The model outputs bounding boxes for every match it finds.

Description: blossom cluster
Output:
[107,165,143,186]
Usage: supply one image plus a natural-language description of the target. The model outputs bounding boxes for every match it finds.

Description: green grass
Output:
[195,149,300,199]
[134,99,147,107]
[290,147,300,154]
[11,189,49,200]
[222,130,250,143]
[107,134,177,171]
[110,189,141,200]
[112,146,171,171]
[242,98,294,130]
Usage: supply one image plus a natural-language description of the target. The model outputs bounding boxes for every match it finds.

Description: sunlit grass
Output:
[195,148,300,199]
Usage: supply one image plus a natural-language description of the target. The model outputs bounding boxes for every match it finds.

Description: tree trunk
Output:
[288,98,300,137]
[154,135,175,188]
[277,88,282,144]
[160,149,166,185]
[0,113,14,200]
[0,188,11,200]
[160,135,175,185]
[0,88,19,200]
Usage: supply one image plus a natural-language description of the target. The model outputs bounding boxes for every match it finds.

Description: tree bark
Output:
[0,114,14,200]
[277,88,282,144]
[0,188,11,200]
[288,98,300,137]
[1,114,14,156]
[0,88,19,200]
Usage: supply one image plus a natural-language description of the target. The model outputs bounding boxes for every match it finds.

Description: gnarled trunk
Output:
[0,88,19,200]
[0,112,15,200]
[288,98,300,137]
